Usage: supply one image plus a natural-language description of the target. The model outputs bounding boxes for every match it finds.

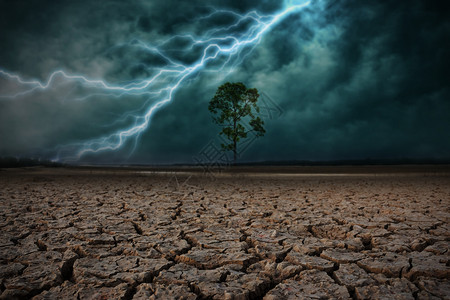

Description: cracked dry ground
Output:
[0,168,449,300]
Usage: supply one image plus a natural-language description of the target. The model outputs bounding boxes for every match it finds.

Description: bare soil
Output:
[0,166,449,299]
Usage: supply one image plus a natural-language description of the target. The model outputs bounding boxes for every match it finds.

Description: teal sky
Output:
[0,0,449,164]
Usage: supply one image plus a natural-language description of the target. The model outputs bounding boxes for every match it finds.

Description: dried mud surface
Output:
[0,167,449,299]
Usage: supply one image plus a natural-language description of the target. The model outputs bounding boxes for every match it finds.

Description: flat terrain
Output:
[0,166,449,299]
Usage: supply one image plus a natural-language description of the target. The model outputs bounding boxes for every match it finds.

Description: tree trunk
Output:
[233,140,237,164]
[233,119,237,164]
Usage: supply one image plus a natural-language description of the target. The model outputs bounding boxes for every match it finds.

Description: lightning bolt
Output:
[0,0,311,161]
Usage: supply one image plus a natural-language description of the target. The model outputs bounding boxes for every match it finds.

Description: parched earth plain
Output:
[0,167,449,299]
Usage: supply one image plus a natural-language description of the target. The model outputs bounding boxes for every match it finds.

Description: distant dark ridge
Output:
[20,158,449,169]
[0,157,64,168]
[84,158,450,168]
[232,158,450,166]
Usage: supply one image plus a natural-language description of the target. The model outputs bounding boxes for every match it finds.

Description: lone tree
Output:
[208,82,265,163]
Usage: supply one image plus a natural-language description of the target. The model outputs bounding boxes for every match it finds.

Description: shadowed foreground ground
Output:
[0,166,449,299]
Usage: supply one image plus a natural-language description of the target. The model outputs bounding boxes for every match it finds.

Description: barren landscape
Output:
[0,166,449,299]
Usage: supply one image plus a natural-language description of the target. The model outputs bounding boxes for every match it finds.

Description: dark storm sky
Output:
[0,0,449,164]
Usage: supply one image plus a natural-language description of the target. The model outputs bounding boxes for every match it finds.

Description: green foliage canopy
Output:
[208,82,265,162]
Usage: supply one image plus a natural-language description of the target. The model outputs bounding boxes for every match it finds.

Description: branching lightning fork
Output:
[0,1,311,161]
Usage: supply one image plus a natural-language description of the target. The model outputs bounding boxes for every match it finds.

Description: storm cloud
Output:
[0,0,449,163]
